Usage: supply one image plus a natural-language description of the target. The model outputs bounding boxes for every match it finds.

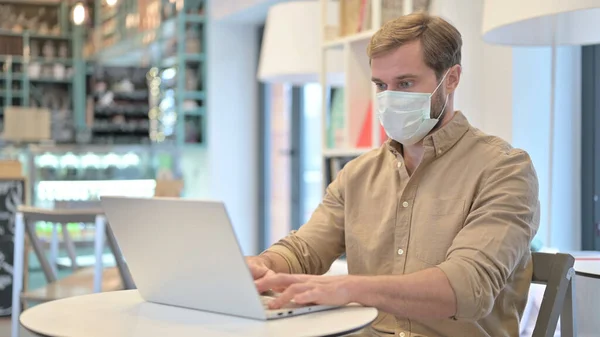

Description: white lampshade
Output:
[258,1,344,85]
[482,0,600,46]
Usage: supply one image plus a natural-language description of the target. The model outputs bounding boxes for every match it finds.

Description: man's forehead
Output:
[370,40,427,78]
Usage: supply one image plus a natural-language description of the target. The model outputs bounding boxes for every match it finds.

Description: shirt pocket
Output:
[411,197,466,266]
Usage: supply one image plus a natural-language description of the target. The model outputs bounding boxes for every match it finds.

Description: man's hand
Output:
[246,256,276,281]
[254,273,361,309]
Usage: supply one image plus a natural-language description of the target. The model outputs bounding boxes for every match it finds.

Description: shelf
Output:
[29,77,73,84]
[186,53,206,63]
[0,90,24,97]
[161,53,206,68]
[29,33,71,40]
[183,91,206,101]
[323,148,372,158]
[0,29,70,40]
[0,74,24,80]
[0,0,62,5]
[95,91,148,101]
[0,56,74,65]
[95,107,149,117]
[31,57,73,64]
[184,14,206,24]
[92,128,150,135]
[0,55,24,62]
[322,29,376,50]
[184,107,205,116]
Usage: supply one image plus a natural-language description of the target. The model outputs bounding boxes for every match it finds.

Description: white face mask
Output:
[376,70,450,145]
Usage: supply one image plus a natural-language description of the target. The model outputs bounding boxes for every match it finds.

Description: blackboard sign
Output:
[0,178,25,316]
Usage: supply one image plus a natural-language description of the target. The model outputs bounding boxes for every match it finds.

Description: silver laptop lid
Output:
[100,196,267,320]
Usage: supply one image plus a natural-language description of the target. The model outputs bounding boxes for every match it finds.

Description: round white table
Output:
[573,254,600,278]
[20,290,379,337]
[572,252,600,337]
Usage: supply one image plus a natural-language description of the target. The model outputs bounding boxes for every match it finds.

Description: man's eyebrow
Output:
[395,74,418,80]
[371,74,418,82]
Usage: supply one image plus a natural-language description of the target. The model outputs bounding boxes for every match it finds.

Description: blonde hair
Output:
[367,12,462,79]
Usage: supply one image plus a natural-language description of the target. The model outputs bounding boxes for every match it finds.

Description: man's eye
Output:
[375,83,387,91]
[399,81,413,89]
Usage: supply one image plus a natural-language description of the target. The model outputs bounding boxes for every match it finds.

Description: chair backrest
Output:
[531,252,576,337]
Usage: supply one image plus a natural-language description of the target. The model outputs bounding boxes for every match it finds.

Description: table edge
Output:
[575,270,600,279]
[19,290,379,337]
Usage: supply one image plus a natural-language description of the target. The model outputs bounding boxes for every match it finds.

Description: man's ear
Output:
[446,64,461,94]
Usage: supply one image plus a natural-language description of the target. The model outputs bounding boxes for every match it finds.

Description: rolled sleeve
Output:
[264,167,347,275]
[437,149,540,321]
[261,244,302,274]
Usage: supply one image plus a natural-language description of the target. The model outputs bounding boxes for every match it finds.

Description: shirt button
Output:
[402,201,409,208]
[437,149,442,154]
[397,248,404,255]
[399,333,406,337]
[397,162,403,168]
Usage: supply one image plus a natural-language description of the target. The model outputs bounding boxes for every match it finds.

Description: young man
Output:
[248,12,540,337]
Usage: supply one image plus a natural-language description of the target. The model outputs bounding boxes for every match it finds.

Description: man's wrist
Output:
[346,275,374,305]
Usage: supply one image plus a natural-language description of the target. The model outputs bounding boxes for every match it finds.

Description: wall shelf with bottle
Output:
[319,0,431,188]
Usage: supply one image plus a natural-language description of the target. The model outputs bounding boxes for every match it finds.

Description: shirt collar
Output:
[385,111,471,158]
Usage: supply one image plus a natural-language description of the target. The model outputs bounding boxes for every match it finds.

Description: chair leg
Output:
[49,224,59,276]
[61,224,79,272]
[11,212,25,337]
[93,215,106,293]
[561,269,577,337]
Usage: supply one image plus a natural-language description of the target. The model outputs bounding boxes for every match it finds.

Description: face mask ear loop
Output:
[430,68,452,122]
[430,68,452,97]
[436,94,449,120]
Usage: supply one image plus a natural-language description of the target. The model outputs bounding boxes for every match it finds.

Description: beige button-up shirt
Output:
[266,111,540,337]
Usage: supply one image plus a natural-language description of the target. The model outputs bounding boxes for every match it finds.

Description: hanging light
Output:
[72,2,86,25]
[106,0,118,7]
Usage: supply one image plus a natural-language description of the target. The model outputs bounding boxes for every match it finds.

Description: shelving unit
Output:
[319,0,430,189]
[0,0,86,143]
[89,0,206,145]
[86,66,152,144]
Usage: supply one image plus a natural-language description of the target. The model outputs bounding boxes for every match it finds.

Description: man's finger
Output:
[250,265,269,280]
[293,289,321,304]
[255,273,313,293]
[255,273,296,293]
[268,283,315,309]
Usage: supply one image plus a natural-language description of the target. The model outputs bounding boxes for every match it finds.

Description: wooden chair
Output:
[11,206,135,337]
[531,252,577,337]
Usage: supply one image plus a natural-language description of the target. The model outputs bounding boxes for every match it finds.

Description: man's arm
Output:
[261,149,539,321]
[253,166,348,276]
[258,267,456,318]
[351,268,456,319]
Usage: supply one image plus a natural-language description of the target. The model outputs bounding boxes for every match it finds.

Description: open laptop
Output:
[100,196,338,320]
